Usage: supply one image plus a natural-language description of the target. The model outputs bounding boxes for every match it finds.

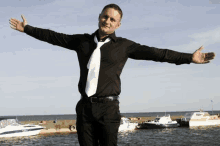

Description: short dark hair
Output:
[101,4,123,20]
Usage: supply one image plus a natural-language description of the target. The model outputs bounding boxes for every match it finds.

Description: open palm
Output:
[9,15,27,32]
[192,46,215,64]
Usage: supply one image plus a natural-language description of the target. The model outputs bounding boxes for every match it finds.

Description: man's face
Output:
[98,8,121,35]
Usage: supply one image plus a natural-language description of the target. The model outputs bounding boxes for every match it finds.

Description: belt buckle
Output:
[106,96,114,101]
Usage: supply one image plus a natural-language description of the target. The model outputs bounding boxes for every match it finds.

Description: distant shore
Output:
[2,110,220,122]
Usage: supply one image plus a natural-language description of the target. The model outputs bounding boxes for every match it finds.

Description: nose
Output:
[105,18,111,24]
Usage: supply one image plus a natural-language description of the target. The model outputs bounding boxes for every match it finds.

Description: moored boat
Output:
[136,114,179,129]
[118,117,138,132]
[0,118,44,138]
[189,111,220,127]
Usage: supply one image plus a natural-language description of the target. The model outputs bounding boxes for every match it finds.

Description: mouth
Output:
[102,24,110,28]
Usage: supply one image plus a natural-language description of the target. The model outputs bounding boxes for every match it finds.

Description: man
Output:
[9,3,215,146]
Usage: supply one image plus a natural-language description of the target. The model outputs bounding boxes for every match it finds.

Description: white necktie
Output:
[85,36,110,97]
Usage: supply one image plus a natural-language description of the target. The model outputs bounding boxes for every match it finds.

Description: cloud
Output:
[163,27,220,52]
[189,27,220,46]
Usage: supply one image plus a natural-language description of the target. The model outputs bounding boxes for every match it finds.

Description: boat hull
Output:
[0,129,43,138]
[118,124,137,132]
[138,123,179,129]
[189,120,220,127]
[0,126,44,138]
[187,111,220,127]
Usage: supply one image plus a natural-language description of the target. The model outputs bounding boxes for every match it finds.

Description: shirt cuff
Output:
[24,25,33,34]
[181,53,193,64]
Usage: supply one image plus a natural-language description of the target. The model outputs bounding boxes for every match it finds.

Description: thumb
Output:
[21,14,28,26]
[197,45,204,52]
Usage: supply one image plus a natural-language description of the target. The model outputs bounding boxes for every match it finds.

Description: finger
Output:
[206,52,215,58]
[197,45,204,52]
[10,19,18,24]
[9,20,17,26]
[10,18,19,24]
[10,23,17,28]
[10,25,16,30]
[205,57,215,61]
[12,18,19,22]
[196,60,210,64]
[210,52,215,57]
[203,61,210,64]
[204,52,215,61]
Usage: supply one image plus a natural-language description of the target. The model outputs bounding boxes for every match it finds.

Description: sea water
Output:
[0,126,220,145]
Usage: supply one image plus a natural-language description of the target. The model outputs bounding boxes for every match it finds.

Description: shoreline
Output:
[19,115,184,135]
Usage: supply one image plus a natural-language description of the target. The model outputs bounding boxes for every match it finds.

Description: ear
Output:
[99,13,102,21]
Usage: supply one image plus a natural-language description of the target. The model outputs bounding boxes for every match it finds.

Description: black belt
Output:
[82,96,119,103]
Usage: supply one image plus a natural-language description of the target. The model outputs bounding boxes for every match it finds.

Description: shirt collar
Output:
[93,29,117,42]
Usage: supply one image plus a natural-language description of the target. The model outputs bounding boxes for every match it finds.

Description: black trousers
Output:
[76,97,121,146]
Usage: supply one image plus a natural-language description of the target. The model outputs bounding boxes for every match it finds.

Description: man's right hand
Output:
[9,15,28,32]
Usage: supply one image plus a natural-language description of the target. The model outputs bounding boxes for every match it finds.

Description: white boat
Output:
[136,114,179,129]
[0,118,44,138]
[189,111,220,127]
[118,117,138,132]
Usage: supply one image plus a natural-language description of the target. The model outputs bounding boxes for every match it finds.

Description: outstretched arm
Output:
[9,15,27,32]
[192,46,215,64]
[127,40,216,65]
[127,42,193,65]
[9,15,81,51]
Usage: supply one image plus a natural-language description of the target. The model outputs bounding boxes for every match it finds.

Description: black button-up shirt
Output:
[24,25,192,97]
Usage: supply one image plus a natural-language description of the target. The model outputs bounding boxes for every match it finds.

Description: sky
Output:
[1,0,220,116]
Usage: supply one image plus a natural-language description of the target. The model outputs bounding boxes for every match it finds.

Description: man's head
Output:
[98,4,122,35]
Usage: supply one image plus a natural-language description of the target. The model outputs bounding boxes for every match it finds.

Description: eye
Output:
[111,18,115,22]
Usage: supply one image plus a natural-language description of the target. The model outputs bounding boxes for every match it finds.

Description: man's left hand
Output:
[192,46,215,64]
